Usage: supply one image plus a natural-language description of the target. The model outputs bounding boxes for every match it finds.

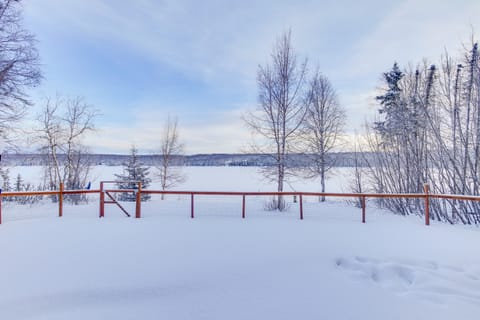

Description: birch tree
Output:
[244,31,308,211]
[156,116,185,199]
[36,96,97,203]
[303,71,345,201]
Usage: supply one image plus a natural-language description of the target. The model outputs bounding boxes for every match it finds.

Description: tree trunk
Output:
[277,162,284,210]
[320,171,326,202]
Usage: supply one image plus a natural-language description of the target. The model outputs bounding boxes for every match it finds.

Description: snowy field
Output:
[0,166,479,319]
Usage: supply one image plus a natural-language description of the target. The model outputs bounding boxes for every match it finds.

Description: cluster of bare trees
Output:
[245,31,346,210]
[364,41,480,224]
[35,96,97,203]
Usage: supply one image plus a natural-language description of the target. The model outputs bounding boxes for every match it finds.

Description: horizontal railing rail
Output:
[0,182,478,226]
[0,190,101,197]
[141,190,429,198]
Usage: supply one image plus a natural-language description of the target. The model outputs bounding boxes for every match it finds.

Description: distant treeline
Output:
[0,152,376,167]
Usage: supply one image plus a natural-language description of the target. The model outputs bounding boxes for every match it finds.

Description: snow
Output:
[4,165,352,192]
[0,166,479,319]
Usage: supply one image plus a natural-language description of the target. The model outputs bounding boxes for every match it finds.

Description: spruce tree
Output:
[0,168,11,191]
[15,174,23,192]
[115,146,151,201]
[0,168,11,202]
[374,62,408,140]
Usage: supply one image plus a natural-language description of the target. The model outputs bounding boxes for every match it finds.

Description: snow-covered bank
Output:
[0,202,479,320]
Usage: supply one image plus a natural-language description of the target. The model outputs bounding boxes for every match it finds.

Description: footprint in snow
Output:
[335,256,480,305]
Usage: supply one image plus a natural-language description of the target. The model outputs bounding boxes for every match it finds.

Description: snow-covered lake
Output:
[4,165,355,192]
[0,166,479,319]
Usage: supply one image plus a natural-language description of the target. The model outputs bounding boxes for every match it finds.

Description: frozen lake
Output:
[4,165,356,193]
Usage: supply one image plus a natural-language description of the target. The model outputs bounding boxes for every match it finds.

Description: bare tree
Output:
[303,70,345,201]
[35,96,97,203]
[156,116,185,199]
[244,31,308,211]
[0,0,41,144]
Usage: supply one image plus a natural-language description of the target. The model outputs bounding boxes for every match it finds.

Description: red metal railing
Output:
[1,182,480,226]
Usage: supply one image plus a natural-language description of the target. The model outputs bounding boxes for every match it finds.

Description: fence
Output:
[1,182,480,225]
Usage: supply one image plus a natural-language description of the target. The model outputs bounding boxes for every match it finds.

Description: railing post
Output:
[299,194,303,220]
[59,182,64,218]
[135,182,142,219]
[99,182,105,218]
[424,184,430,226]
[242,194,246,219]
[361,196,366,223]
[191,194,194,218]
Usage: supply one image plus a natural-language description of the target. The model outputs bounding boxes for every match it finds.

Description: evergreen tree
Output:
[14,174,23,203]
[0,168,11,191]
[115,146,151,202]
[369,62,422,215]
[374,62,409,140]
[15,174,23,192]
[0,168,12,202]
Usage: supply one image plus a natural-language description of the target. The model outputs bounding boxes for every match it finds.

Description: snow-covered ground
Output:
[0,166,479,319]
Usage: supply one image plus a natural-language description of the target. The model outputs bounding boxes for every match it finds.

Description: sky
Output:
[20,0,480,154]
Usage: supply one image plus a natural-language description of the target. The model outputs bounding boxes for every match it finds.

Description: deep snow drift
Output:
[0,166,479,319]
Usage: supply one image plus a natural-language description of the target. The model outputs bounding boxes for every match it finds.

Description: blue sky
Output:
[21,0,480,154]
